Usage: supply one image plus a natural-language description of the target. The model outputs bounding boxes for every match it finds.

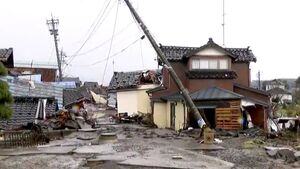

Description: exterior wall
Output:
[117,85,157,115]
[188,79,233,92]
[174,102,187,130]
[153,102,167,128]
[166,62,187,92]
[248,105,265,128]
[195,48,226,56]
[266,84,285,91]
[232,63,250,87]
[137,89,152,114]
[153,101,187,131]
[9,67,57,82]
[117,90,138,115]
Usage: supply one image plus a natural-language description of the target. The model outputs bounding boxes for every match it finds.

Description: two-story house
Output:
[147,38,270,131]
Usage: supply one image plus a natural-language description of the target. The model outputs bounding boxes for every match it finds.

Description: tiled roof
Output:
[159,38,256,63]
[63,89,84,106]
[186,70,237,79]
[108,70,162,90]
[108,71,141,90]
[0,48,13,61]
[161,87,243,101]
[83,82,99,88]
[0,96,56,129]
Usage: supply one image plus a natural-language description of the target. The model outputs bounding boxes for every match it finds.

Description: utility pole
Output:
[47,15,63,81]
[257,71,261,90]
[222,0,225,46]
[123,0,209,129]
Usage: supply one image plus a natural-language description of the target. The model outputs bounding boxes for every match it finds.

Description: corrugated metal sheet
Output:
[0,76,63,109]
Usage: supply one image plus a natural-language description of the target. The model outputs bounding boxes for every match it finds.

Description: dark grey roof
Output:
[63,89,84,106]
[83,82,99,88]
[108,70,162,90]
[0,96,56,129]
[267,87,291,95]
[186,70,237,79]
[159,38,256,63]
[0,48,13,61]
[108,71,142,90]
[161,87,243,101]
[190,87,243,100]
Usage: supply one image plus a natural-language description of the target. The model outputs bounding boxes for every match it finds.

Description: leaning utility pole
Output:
[47,16,63,81]
[123,0,210,129]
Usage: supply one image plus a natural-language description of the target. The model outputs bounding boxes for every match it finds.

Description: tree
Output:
[0,62,13,119]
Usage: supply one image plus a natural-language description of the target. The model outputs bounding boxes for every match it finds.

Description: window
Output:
[209,60,218,69]
[219,59,228,69]
[199,60,209,69]
[191,59,200,69]
[191,58,230,70]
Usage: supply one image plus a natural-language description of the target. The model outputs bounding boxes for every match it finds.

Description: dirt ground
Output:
[0,112,300,169]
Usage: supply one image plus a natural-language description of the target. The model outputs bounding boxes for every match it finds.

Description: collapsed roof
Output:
[108,70,162,90]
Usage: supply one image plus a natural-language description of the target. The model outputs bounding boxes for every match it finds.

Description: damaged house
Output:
[109,70,161,116]
[147,38,270,131]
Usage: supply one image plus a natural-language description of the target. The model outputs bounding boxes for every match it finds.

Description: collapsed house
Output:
[108,70,161,116]
[63,84,107,109]
[147,38,271,131]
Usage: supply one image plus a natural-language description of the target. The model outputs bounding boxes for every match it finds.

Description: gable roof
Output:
[0,96,56,129]
[161,86,243,101]
[159,38,256,63]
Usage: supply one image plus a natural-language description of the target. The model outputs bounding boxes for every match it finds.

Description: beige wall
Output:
[153,101,187,131]
[117,90,138,115]
[174,102,187,130]
[137,89,152,114]
[117,84,157,115]
[153,102,167,128]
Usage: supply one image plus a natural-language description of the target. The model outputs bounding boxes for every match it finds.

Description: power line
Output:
[67,0,115,65]
[74,35,145,67]
[101,1,120,84]
[72,22,134,57]
[80,0,111,42]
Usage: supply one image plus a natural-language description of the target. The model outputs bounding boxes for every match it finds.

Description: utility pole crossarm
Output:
[123,0,209,129]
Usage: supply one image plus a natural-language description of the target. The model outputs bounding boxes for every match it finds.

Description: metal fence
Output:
[0,130,47,148]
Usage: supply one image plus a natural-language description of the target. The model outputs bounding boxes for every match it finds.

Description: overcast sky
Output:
[1,0,299,85]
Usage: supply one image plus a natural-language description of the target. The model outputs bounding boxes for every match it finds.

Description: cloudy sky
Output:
[1,0,299,85]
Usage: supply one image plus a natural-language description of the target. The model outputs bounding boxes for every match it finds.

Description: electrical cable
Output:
[67,0,115,65]
[101,1,120,84]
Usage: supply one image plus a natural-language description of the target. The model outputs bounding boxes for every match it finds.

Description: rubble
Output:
[266,147,296,163]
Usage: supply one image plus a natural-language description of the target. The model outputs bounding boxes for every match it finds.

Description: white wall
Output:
[196,47,225,56]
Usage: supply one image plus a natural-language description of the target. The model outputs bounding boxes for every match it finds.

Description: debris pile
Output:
[115,112,157,127]
[265,146,298,163]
